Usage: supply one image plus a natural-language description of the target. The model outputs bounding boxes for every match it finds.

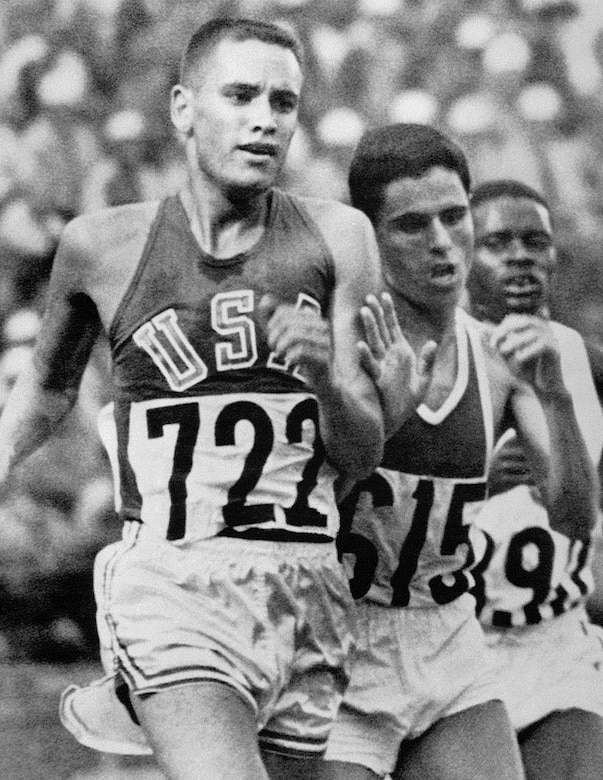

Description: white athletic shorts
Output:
[485,605,603,732]
[94,523,355,758]
[324,593,503,777]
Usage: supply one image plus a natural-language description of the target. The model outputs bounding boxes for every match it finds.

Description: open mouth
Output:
[238,143,278,157]
[504,273,542,296]
[430,263,456,282]
[503,274,544,309]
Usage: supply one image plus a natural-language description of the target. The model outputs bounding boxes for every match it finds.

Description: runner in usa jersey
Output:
[466,179,603,780]
[339,309,493,609]
[325,125,597,780]
[110,189,343,544]
[0,19,399,780]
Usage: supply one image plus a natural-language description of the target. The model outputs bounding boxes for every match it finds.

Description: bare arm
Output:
[264,204,384,480]
[316,210,385,479]
[493,314,598,540]
[489,325,603,498]
[0,219,102,481]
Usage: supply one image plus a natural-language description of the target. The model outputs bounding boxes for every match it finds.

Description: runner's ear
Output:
[170,84,194,135]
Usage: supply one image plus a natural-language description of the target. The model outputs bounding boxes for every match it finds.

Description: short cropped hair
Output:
[470,179,550,213]
[348,123,471,224]
[179,17,304,87]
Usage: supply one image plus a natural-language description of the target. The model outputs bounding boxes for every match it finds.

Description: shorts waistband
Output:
[121,503,336,544]
[123,519,339,560]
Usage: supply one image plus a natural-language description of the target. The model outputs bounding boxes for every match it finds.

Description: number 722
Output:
[138,395,329,540]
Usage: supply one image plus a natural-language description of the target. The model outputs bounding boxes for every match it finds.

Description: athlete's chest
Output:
[384,321,492,479]
[421,337,459,410]
[109,198,333,394]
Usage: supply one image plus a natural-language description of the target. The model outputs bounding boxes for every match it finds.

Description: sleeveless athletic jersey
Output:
[470,322,603,628]
[108,189,340,543]
[338,309,494,608]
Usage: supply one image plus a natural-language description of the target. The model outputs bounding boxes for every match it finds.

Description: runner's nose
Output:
[250,94,277,134]
[427,217,452,253]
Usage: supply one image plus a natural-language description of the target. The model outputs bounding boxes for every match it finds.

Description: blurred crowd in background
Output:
[0,0,602,662]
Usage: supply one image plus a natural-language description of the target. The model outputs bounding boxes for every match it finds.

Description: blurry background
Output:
[0,0,602,777]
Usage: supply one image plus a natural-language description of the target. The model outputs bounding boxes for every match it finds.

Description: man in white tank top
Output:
[466,178,603,780]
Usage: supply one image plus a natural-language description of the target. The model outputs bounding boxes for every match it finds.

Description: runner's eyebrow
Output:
[222,82,262,96]
[478,230,552,245]
[222,83,299,109]
[390,205,468,234]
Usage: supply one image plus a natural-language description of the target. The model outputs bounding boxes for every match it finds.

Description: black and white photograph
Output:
[0,1,602,778]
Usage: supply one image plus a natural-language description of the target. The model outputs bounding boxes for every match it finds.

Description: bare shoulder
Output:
[300,196,375,247]
[299,194,368,226]
[296,195,379,283]
[61,201,161,266]
[54,201,162,329]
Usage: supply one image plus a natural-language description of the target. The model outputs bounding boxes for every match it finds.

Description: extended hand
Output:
[490,314,566,398]
[357,292,437,433]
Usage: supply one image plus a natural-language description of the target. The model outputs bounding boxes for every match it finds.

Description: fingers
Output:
[360,305,386,361]
[495,451,530,474]
[365,293,401,347]
[262,298,321,350]
[490,314,531,347]
[492,329,539,359]
[257,293,280,331]
[261,299,331,382]
[491,313,537,338]
[503,340,555,382]
[360,291,406,361]
[357,340,381,382]
[497,438,525,459]
[269,319,330,364]
[380,292,403,342]
[490,314,552,354]
[502,463,531,478]
[490,315,562,386]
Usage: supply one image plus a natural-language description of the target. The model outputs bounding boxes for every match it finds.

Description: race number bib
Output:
[125,392,338,541]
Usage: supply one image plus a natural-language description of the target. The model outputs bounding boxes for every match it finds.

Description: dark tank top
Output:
[110,189,334,397]
[105,189,341,542]
[338,311,494,607]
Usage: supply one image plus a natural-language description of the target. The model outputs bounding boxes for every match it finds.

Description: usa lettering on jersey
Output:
[124,290,338,542]
[133,290,320,391]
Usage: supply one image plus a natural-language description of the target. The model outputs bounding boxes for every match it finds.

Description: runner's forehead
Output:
[380,167,469,219]
[473,197,552,238]
[196,38,303,93]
